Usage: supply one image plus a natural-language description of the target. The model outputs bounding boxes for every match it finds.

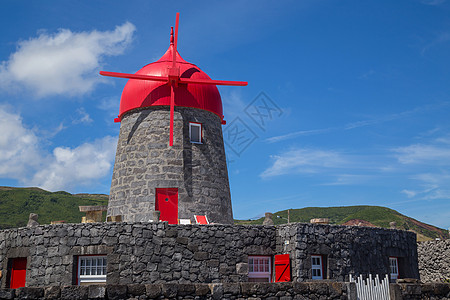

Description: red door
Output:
[274,254,291,282]
[10,257,27,289]
[155,188,178,224]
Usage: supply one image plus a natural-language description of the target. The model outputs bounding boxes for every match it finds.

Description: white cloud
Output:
[27,136,117,191]
[0,22,136,97]
[73,108,93,124]
[0,106,117,191]
[260,148,345,178]
[0,106,42,178]
[393,144,450,165]
[401,189,418,198]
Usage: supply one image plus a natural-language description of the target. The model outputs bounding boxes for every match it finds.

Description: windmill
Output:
[100,13,247,146]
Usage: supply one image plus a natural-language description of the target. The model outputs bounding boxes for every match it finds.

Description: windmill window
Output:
[77,256,107,285]
[248,255,272,282]
[189,122,202,144]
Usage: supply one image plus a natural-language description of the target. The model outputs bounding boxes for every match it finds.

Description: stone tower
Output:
[105,21,245,224]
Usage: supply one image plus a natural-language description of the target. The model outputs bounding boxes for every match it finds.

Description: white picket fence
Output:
[349,274,390,300]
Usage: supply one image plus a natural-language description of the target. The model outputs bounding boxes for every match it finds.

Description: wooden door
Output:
[9,257,27,289]
[274,254,291,282]
[155,188,178,224]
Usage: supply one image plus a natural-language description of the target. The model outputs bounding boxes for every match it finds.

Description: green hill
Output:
[0,186,108,229]
[235,205,449,241]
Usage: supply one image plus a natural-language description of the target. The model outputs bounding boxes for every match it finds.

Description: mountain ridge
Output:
[235,205,448,241]
[0,186,447,241]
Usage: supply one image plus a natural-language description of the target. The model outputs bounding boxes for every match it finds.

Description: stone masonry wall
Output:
[108,106,233,224]
[0,282,356,300]
[277,223,419,282]
[2,282,450,300]
[0,222,419,289]
[418,239,450,283]
[0,223,275,288]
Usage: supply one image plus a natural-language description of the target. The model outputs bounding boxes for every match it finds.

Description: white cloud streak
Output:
[260,148,346,178]
[0,22,136,97]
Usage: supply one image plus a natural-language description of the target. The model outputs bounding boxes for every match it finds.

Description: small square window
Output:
[189,122,202,144]
[248,256,271,282]
[78,256,107,285]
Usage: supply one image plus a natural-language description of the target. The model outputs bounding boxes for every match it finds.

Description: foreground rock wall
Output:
[418,239,450,283]
[1,282,450,300]
[0,282,356,300]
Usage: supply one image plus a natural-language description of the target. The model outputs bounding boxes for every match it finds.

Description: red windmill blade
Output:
[99,13,247,146]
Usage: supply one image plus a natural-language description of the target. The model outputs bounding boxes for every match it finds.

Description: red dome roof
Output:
[118,44,223,121]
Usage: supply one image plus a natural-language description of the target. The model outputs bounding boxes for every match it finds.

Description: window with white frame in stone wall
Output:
[248,255,272,282]
[311,255,324,280]
[189,122,202,144]
[389,257,399,281]
[77,255,107,285]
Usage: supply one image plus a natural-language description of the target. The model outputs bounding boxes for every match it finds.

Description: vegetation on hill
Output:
[0,186,108,229]
[235,205,448,241]
[0,187,446,241]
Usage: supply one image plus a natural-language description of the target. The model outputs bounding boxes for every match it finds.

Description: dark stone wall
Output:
[0,223,275,288]
[108,106,233,224]
[1,282,450,300]
[277,223,419,282]
[0,222,419,289]
[418,239,450,283]
[0,282,356,300]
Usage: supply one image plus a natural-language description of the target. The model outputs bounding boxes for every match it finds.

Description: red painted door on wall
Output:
[274,254,291,282]
[9,257,27,289]
[155,188,178,224]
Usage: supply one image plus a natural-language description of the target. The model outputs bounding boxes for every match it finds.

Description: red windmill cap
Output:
[117,43,223,121]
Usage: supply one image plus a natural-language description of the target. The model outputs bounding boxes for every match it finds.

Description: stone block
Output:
[44,286,60,299]
[106,284,127,300]
[0,289,15,300]
[194,251,209,260]
[145,284,162,298]
[87,286,105,299]
[16,287,44,299]
[195,284,211,296]
[127,284,145,296]
[236,262,248,274]
[61,286,88,300]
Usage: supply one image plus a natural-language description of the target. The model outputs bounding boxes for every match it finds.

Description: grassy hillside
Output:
[0,186,108,229]
[235,205,448,241]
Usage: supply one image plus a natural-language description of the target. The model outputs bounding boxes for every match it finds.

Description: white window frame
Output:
[78,256,107,285]
[189,122,202,144]
[389,257,399,281]
[311,255,323,280]
[248,255,271,282]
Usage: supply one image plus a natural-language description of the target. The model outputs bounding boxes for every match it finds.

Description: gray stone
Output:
[88,285,106,299]
[106,284,127,300]
[61,286,88,300]
[0,289,15,300]
[44,286,60,299]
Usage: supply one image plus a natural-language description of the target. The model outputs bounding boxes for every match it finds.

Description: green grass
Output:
[235,205,448,240]
[0,187,108,229]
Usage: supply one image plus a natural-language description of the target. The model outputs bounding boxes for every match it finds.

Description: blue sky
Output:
[1,1,450,229]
